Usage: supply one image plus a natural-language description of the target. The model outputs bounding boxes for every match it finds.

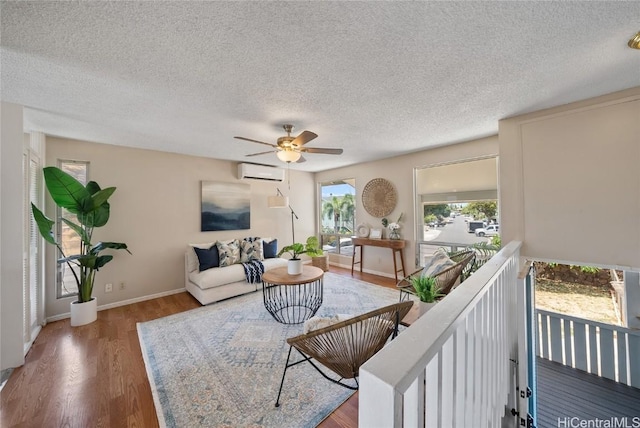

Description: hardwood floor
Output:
[0,266,396,428]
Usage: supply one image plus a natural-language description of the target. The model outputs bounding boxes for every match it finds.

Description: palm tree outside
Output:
[322,194,355,234]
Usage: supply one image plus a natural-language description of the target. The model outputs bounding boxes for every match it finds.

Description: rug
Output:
[137,272,403,428]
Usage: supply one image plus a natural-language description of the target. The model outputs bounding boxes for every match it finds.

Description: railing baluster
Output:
[600,329,615,381]
[453,323,466,428]
[617,332,628,385]
[425,353,440,427]
[540,313,550,359]
[588,325,599,375]
[573,320,588,371]
[464,312,475,428]
[563,319,572,367]
[629,334,640,388]
[441,338,454,426]
[550,316,563,364]
[404,372,424,427]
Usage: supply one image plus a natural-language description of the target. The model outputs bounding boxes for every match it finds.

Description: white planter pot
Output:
[287,259,303,275]
[418,301,437,316]
[70,297,97,327]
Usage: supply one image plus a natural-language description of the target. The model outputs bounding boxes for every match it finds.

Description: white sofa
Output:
[185,241,287,305]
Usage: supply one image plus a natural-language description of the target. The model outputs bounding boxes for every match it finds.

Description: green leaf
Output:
[77,255,98,269]
[89,203,110,227]
[77,186,115,227]
[43,167,92,214]
[61,218,90,245]
[85,181,101,195]
[90,241,131,255]
[78,202,110,227]
[31,203,57,245]
[90,187,116,209]
[94,255,113,269]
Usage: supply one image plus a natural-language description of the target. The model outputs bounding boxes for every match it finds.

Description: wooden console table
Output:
[351,237,407,282]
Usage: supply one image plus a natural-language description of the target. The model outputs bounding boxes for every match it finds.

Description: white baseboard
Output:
[46,288,187,323]
[328,261,396,279]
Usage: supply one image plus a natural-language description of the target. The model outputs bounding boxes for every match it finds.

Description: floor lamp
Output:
[268,188,298,243]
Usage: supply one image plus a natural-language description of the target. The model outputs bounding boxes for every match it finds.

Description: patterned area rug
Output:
[137,272,402,428]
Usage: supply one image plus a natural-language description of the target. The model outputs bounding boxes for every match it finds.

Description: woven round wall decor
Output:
[361,178,397,218]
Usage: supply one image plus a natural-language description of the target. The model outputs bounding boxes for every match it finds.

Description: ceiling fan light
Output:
[629,31,640,49]
[277,150,301,163]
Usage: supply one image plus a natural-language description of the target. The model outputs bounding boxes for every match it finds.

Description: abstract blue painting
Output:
[201,181,250,231]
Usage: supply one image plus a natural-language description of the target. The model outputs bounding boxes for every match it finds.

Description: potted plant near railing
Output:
[31,166,130,326]
[410,275,444,315]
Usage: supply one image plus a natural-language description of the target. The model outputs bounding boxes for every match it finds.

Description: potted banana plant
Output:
[31,167,130,326]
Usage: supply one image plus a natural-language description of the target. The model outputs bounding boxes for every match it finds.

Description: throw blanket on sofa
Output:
[242,260,265,284]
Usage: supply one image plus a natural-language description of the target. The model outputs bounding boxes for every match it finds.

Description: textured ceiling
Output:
[1,1,639,172]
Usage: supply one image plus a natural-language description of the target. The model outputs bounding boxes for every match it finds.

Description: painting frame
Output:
[201,181,250,231]
[369,228,382,239]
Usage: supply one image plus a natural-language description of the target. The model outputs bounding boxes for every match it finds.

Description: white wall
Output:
[499,86,640,270]
[45,137,316,319]
[315,136,499,276]
[1,102,25,370]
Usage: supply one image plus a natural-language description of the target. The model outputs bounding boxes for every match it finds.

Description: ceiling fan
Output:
[235,124,343,163]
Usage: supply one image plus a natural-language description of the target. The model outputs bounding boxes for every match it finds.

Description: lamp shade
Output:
[268,195,289,208]
[276,150,301,163]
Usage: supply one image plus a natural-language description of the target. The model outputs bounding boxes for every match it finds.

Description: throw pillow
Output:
[421,248,456,278]
[263,238,278,259]
[193,245,219,271]
[216,239,241,267]
[240,237,263,262]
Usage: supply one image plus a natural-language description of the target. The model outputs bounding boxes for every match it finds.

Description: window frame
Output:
[56,159,90,299]
[318,179,356,256]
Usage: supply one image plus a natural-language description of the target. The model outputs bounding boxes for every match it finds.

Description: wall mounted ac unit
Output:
[237,163,285,182]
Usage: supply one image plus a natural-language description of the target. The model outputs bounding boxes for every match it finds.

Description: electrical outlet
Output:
[119,282,126,290]
[105,283,113,293]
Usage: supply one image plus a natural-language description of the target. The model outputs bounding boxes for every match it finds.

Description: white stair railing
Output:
[359,241,522,428]
[537,309,640,388]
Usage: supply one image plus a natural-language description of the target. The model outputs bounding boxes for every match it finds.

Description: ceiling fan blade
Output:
[234,136,278,148]
[300,147,343,155]
[296,155,307,163]
[246,150,276,157]
[291,130,318,146]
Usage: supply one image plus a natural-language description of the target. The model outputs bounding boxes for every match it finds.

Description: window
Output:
[415,157,499,266]
[56,160,89,298]
[24,132,45,349]
[319,179,356,255]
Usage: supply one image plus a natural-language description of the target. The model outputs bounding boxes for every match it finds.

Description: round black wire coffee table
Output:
[262,265,324,324]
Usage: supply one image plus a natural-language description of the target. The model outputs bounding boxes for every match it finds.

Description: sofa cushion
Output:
[263,238,278,259]
[421,248,456,278]
[217,239,241,267]
[303,314,354,334]
[240,237,263,262]
[186,242,216,272]
[194,245,219,271]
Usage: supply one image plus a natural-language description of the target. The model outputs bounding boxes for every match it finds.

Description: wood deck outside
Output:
[536,357,640,428]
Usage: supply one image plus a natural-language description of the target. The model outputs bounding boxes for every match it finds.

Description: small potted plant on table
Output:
[277,242,307,275]
[410,275,444,315]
